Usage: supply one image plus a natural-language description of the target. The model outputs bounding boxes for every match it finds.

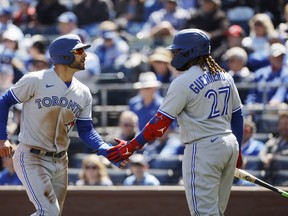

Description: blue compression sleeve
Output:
[76,119,105,151]
[0,90,19,139]
[231,108,244,148]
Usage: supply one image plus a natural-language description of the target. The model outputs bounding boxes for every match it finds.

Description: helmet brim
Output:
[72,43,91,50]
[166,44,179,50]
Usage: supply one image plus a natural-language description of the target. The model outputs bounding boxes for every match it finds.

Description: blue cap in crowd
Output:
[57,12,78,24]
[0,7,12,16]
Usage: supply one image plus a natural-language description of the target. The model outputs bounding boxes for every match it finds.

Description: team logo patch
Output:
[65,120,75,133]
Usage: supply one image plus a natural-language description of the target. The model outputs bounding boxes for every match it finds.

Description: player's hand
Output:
[96,143,128,168]
[236,150,243,169]
[0,140,13,158]
[106,138,143,163]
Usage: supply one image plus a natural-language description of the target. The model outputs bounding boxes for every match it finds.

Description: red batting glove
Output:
[236,150,243,169]
[107,138,143,162]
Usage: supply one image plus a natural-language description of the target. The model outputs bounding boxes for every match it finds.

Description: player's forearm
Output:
[231,108,244,148]
[0,90,18,140]
[131,111,174,147]
[76,120,105,150]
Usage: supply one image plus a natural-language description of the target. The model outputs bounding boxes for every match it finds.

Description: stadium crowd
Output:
[1,0,288,186]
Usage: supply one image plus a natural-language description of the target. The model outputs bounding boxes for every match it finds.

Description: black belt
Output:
[30,148,66,158]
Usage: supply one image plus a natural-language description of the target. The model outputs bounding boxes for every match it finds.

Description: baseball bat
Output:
[234,168,288,198]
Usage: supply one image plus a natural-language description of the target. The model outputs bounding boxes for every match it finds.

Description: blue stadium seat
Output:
[149,155,183,170]
[271,170,288,186]
[148,169,175,185]
[148,156,183,184]
[270,155,288,170]
[68,168,81,185]
[107,169,131,185]
[70,153,91,168]
[244,155,263,170]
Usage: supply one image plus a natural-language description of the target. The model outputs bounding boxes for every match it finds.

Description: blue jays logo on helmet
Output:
[49,34,91,65]
[167,28,211,70]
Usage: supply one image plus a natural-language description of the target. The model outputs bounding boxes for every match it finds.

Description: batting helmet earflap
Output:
[167,28,211,69]
[49,34,91,65]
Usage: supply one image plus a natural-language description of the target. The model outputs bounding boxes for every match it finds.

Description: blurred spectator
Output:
[178,0,198,9]
[234,116,265,186]
[276,2,288,42]
[115,0,145,36]
[0,63,14,95]
[72,0,113,27]
[212,24,251,66]
[0,0,10,8]
[245,43,288,105]
[186,0,229,52]
[123,154,160,186]
[242,13,277,72]
[260,111,288,185]
[253,0,283,28]
[143,0,163,21]
[241,116,265,165]
[148,46,173,84]
[91,21,129,73]
[222,46,253,103]
[109,110,139,145]
[138,0,190,40]
[57,11,91,44]
[0,6,23,37]
[143,127,183,163]
[0,144,22,185]
[12,0,37,34]
[22,34,50,71]
[128,71,163,130]
[115,0,145,23]
[35,0,67,34]
[119,51,150,83]
[222,0,254,34]
[0,63,21,139]
[75,154,113,186]
[27,54,50,72]
[0,28,26,83]
[26,34,49,58]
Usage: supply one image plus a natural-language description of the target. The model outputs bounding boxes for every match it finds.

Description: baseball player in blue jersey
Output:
[107,29,244,215]
[0,34,127,216]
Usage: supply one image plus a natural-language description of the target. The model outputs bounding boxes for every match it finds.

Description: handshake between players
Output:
[105,111,174,167]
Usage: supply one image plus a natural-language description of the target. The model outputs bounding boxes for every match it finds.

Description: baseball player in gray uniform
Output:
[107,29,244,215]
[0,34,127,216]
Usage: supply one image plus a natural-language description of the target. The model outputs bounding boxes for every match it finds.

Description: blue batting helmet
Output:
[49,34,91,65]
[167,28,211,69]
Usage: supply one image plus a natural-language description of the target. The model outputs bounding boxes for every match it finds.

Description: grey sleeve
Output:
[77,88,93,120]
[10,73,39,103]
[159,80,189,118]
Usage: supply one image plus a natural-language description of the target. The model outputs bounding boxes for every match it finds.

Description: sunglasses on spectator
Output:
[85,165,98,170]
[121,122,135,128]
[71,48,85,55]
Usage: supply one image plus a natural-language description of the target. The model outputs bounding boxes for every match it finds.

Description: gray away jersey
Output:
[10,69,92,152]
[159,65,242,144]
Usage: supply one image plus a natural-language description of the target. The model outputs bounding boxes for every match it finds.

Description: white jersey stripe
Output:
[232,105,243,113]
[158,109,176,120]
[77,117,92,121]
[10,89,21,103]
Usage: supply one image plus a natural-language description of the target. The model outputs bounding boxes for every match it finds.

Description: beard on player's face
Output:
[69,60,85,71]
